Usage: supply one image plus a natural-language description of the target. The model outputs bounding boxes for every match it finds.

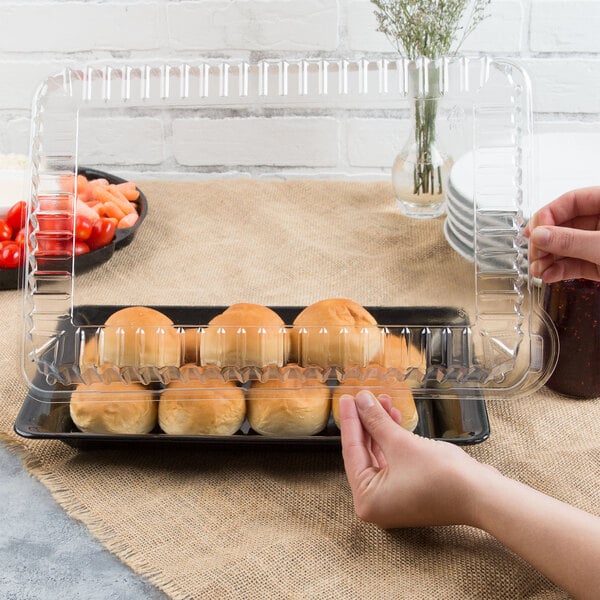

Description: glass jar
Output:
[543,279,600,399]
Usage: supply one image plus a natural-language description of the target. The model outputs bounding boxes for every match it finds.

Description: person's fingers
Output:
[531,226,600,264]
[529,254,556,278]
[526,207,555,236]
[370,395,393,469]
[544,187,600,226]
[353,390,401,454]
[529,239,551,264]
[378,394,392,414]
[379,393,403,436]
[527,187,600,264]
[390,406,403,426]
[534,257,600,283]
[339,394,378,490]
[527,205,561,262]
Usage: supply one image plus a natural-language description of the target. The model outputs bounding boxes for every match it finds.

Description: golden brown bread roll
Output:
[290,298,381,368]
[332,366,418,431]
[159,368,246,435]
[70,380,157,434]
[247,366,331,436]
[374,334,425,374]
[202,303,289,367]
[94,306,181,368]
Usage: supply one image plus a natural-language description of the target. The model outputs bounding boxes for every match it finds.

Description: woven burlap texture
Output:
[1,180,599,600]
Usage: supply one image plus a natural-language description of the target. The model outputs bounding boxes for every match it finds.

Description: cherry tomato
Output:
[13,227,27,246]
[0,220,12,242]
[0,243,22,269]
[6,201,27,232]
[74,214,93,241]
[37,213,73,234]
[74,240,90,256]
[88,218,116,250]
[35,236,71,257]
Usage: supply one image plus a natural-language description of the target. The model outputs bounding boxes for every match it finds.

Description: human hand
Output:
[339,390,493,528]
[340,394,600,598]
[525,187,600,283]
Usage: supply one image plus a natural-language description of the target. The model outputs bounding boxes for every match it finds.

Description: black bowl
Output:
[0,167,147,290]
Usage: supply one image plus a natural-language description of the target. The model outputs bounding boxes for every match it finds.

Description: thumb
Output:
[354,390,400,453]
[531,226,600,265]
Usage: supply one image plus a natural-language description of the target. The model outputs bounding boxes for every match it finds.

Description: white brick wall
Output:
[167,1,339,51]
[0,0,598,173]
[172,117,339,167]
[78,118,165,165]
[0,3,162,52]
[0,61,70,110]
[346,119,410,167]
[530,0,600,53]
[523,58,600,113]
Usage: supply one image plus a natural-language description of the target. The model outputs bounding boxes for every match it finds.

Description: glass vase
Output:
[393,64,452,219]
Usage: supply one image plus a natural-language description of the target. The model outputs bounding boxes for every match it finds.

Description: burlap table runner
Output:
[1,180,599,599]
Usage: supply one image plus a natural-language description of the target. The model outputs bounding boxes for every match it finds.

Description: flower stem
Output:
[413,97,441,196]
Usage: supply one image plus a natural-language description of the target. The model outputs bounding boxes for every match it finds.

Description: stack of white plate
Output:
[444,132,600,263]
[444,180,488,262]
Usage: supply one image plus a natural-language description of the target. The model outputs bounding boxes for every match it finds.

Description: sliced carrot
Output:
[117,213,138,228]
[108,185,127,201]
[76,176,90,201]
[98,201,126,221]
[114,181,140,201]
[88,178,110,188]
[59,175,75,193]
[91,185,117,205]
[106,185,136,215]
[57,176,140,231]
[76,198,100,223]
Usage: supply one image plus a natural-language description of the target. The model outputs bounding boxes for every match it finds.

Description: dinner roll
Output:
[159,368,246,435]
[332,366,418,431]
[374,333,425,375]
[290,298,381,368]
[203,303,289,367]
[100,306,181,368]
[70,381,157,434]
[247,366,331,436]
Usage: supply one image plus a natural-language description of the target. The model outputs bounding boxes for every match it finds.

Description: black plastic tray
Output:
[15,305,490,448]
[0,167,147,290]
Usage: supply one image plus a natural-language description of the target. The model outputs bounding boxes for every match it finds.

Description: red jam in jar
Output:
[543,279,600,399]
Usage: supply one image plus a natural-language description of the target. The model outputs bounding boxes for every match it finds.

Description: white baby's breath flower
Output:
[370,2,492,203]
[371,0,491,59]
